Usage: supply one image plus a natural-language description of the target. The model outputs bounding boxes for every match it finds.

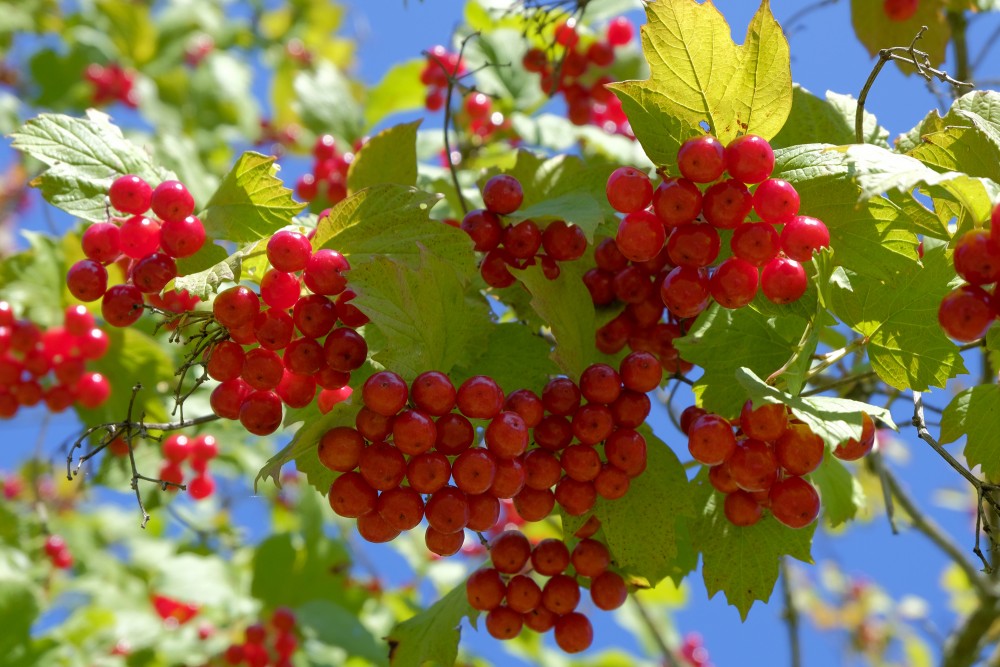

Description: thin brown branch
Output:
[631,595,682,667]
[780,559,803,667]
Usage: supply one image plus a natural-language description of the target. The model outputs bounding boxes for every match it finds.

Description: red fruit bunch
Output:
[421,44,467,111]
[84,63,138,108]
[157,434,220,501]
[584,236,693,373]
[294,134,357,208]
[220,607,299,667]
[318,352,659,554]
[206,233,363,436]
[523,17,636,136]
[685,401,876,528]
[467,530,626,653]
[937,202,1000,342]
[67,174,206,329]
[0,302,111,418]
[462,174,588,288]
[603,134,828,320]
[44,534,74,570]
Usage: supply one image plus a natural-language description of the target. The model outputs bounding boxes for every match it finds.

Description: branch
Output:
[630,595,682,667]
[912,392,1000,573]
[782,0,840,36]
[941,596,1000,667]
[780,559,803,667]
[856,27,974,144]
[946,10,971,86]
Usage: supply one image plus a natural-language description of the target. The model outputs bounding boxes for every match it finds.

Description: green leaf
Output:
[810,455,866,527]
[294,61,364,142]
[200,151,305,244]
[735,367,897,449]
[772,85,889,149]
[347,121,420,194]
[827,242,967,391]
[512,262,599,378]
[908,125,1000,183]
[0,548,38,657]
[174,242,230,280]
[590,428,695,586]
[313,185,473,269]
[486,150,610,242]
[75,327,176,429]
[297,600,386,665]
[456,322,559,396]
[10,111,173,223]
[364,59,426,128]
[153,553,236,607]
[850,0,950,69]
[0,231,67,328]
[386,584,478,667]
[510,113,654,169]
[350,250,492,381]
[674,305,810,417]
[173,250,243,298]
[462,28,546,110]
[779,171,919,282]
[251,534,354,609]
[691,479,815,620]
[610,0,791,163]
[940,385,1000,482]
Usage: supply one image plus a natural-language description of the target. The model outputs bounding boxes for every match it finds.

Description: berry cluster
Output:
[157,434,220,501]
[584,237,693,374]
[206,231,363,436]
[467,530,626,653]
[318,352,659,554]
[294,134,355,208]
[421,45,466,111]
[85,63,138,108]
[0,302,111,418]
[685,401,875,528]
[937,202,1000,342]
[43,534,73,570]
[604,134,828,319]
[522,17,635,136]
[462,174,587,288]
[219,607,299,667]
[680,632,714,667]
[67,175,206,328]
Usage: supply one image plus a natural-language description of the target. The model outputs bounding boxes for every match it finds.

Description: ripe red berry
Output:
[731,222,781,266]
[322,327,368,372]
[67,259,108,302]
[482,175,523,215]
[424,485,470,534]
[606,17,634,46]
[753,178,800,224]
[456,375,504,419]
[606,167,653,214]
[616,210,666,263]
[760,256,808,304]
[109,175,153,215]
[652,177,702,228]
[159,216,206,258]
[188,474,215,500]
[666,223,721,268]
[485,411,529,458]
[541,221,587,261]
[328,471,378,518]
[213,286,261,329]
[739,400,788,442]
[702,179,753,229]
[553,612,593,654]
[101,284,144,327]
[151,180,195,223]
[724,490,763,526]
[687,414,737,466]
[709,257,759,309]
[938,285,994,342]
[781,215,830,262]
[461,209,504,252]
[769,476,821,528]
[660,266,710,318]
[953,230,1000,286]
[591,570,628,610]
[775,423,825,475]
[728,439,779,492]
[833,412,876,461]
[81,222,121,263]
[677,136,726,183]
[362,371,408,416]
[725,134,774,184]
[131,252,177,293]
[267,230,313,272]
[238,390,283,435]
[303,249,349,296]
[466,568,506,611]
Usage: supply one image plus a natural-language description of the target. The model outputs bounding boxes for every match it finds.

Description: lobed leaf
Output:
[386,584,478,667]
[940,385,1000,482]
[347,121,420,194]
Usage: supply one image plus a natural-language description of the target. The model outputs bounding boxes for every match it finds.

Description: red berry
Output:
[660,266,710,318]
[461,209,504,252]
[652,177,702,228]
[724,490,763,526]
[702,179,753,229]
[731,222,781,266]
[322,327,368,372]
[760,257,808,304]
[159,216,206,258]
[67,259,108,302]
[456,375,504,419]
[303,249,349,296]
[709,257,759,309]
[541,221,586,261]
[938,285,994,342]
[677,136,726,183]
[131,252,177,293]
[109,175,152,215]
[213,286,261,329]
[781,216,830,262]
[101,284,144,327]
[606,17,634,46]
[238,390,283,435]
[775,423,824,475]
[769,476,820,528]
[553,612,593,653]
[151,180,195,223]
[884,0,918,21]
[728,439,779,492]
[753,178,800,224]
[482,175,523,215]
[666,223,721,268]
[606,167,653,214]
[81,222,121,263]
[725,134,774,184]
[362,370,408,416]
[267,230,313,272]
[953,230,1000,286]
[467,568,506,611]
[616,210,666,263]
[833,412,876,461]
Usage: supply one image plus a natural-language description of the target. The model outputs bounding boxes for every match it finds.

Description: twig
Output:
[630,595,682,667]
[782,0,839,36]
[868,448,899,535]
[803,338,867,384]
[801,370,878,397]
[766,319,815,385]
[946,10,971,86]
[941,595,1000,667]
[855,27,974,144]
[780,559,802,667]
[424,32,482,216]
[912,392,1000,573]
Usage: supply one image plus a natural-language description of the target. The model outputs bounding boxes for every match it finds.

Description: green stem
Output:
[766,319,815,386]
[946,10,970,86]
[803,337,867,384]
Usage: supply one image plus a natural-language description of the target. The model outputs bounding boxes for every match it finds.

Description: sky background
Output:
[3,1,999,666]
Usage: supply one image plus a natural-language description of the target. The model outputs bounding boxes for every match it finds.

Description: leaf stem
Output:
[803,337,866,383]
[766,319,815,385]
